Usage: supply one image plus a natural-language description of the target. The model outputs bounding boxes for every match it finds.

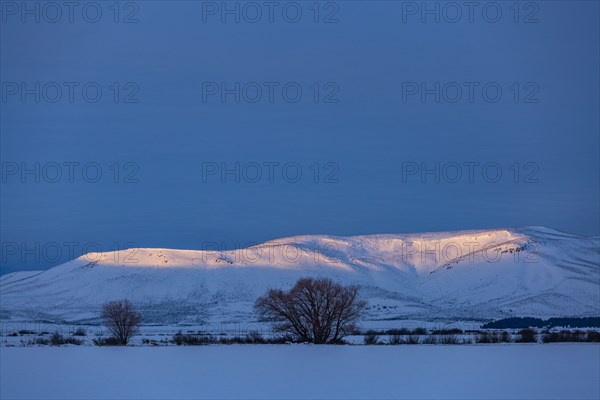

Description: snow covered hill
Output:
[1,227,598,324]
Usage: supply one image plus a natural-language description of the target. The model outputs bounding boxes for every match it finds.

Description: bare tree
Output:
[255,277,366,344]
[101,300,141,345]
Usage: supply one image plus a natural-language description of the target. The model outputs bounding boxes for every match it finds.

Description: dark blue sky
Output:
[1,1,599,274]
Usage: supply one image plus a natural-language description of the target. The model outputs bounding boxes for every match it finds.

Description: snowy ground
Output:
[1,344,598,399]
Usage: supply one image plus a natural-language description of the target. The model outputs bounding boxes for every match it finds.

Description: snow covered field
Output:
[1,344,598,399]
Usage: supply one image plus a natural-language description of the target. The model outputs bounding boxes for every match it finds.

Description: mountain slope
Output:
[1,227,598,324]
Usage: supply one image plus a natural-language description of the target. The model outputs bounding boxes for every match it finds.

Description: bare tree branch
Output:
[101,300,141,345]
[254,278,366,344]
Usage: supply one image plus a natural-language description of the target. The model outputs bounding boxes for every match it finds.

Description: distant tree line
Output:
[482,317,600,329]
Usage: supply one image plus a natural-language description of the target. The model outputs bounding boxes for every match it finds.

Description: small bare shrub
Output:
[477,331,500,343]
[101,300,141,345]
[499,331,511,343]
[422,335,437,344]
[542,330,587,343]
[431,329,463,335]
[217,333,292,345]
[440,334,459,344]
[173,332,215,345]
[386,328,411,335]
[72,327,87,336]
[406,335,420,344]
[461,337,473,344]
[32,337,49,345]
[93,337,122,346]
[586,331,600,342]
[389,334,403,345]
[49,332,82,346]
[50,332,63,346]
[364,333,380,345]
[516,329,537,343]
[246,331,265,344]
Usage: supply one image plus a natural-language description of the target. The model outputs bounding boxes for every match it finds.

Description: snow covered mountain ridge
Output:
[1,227,598,324]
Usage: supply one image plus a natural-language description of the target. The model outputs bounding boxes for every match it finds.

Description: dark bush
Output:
[385,328,411,335]
[473,331,512,343]
[389,334,403,345]
[476,331,497,343]
[406,335,420,344]
[72,327,87,336]
[49,332,82,346]
[440,334,460,344]
[499,331,511,343]
[26,337,50,345]
[173,332,215,345]
[219,334,265,345]
[388,334,420,344]
[93,337,122,346]
[50,332,63,345]
[245,331,264,344]
[65,336,82,345]
[364,333,380,345]
[19,329,36,335]
[422,335,437,344]
[431,329,463,335]
[516,329,537,343]
[542,330,587,343]
[217,333,294,345]
[359,327,428,336]
[586,331,600,342]
[542,331,562,343]
[219,336,245,344]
